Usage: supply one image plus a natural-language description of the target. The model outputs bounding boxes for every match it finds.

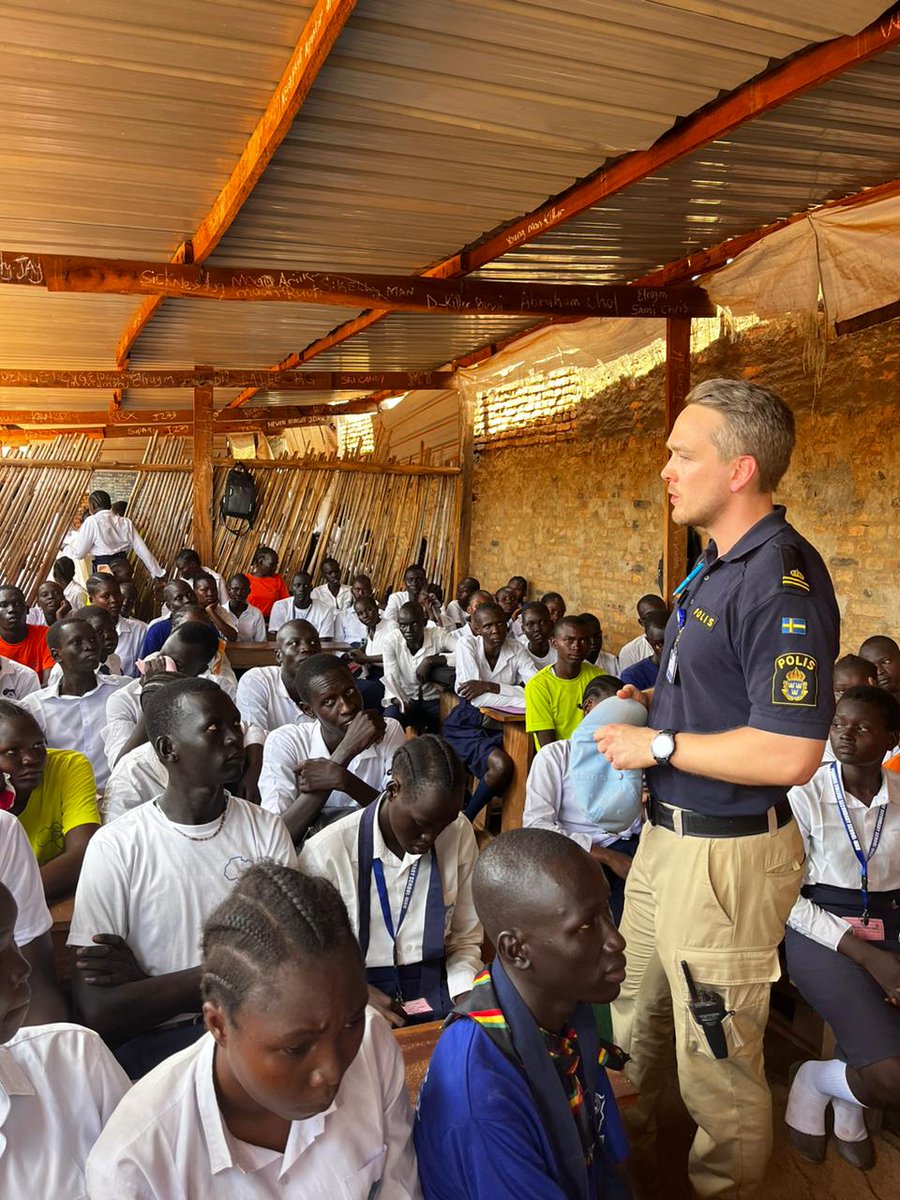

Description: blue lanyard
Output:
[828,761,887,924]
[372,856,422,960]
[673,558,706,630]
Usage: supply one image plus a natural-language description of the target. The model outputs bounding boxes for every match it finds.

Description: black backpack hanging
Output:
[220,463,257,535]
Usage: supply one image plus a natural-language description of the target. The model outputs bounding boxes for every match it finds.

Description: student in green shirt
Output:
[525,615,604,750]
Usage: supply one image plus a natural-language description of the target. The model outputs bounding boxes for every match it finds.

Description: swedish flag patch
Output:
[781,617,807,636]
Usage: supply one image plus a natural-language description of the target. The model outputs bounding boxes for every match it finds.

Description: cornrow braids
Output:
[200,861,359,1020]
[391,735,465,795]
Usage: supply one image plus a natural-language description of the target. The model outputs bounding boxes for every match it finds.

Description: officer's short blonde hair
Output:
[687,378,795,493]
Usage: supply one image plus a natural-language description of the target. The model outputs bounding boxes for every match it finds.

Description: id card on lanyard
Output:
[372,855,422,1002]
[829,761,887,936]
[666,558,706,685]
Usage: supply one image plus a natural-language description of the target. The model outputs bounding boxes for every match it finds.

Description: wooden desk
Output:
[49,895,74,989]
[225,640,351,670]
[481,708,534,831]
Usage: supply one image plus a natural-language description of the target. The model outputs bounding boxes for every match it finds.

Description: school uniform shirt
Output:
[26,605,50,626]
[85,1010,420,1200]
[0,627,54,677]
[383,590,414,624]
[0,656,40,701]
[260,718,407,820]
[336,606,372,644]
[443,599,467,628]
[70,510,164,578]
[301,800,482,998]
[48,655,123,686]
[617,632,653,671]
[172,565,226,607]
[595,649,619,675]
[620,656,659,691]
[68,795,297,1023]
[0,1022,131,1199]
[525,740,643,850]
[516,635,557,670]
[235,664,310,734]
[14,748,99,865]
[227,602,267,642]
[20,672,130,790]
[63,578,89,611]
[311,582,354,613]
[454,635,538,709]
[0,809,53,946]
[381,627,457,709]
[787,765,900,951]
[268,597,336,639]
[102,722,265,823]
[116,615,148,677]
[525,662,604,746]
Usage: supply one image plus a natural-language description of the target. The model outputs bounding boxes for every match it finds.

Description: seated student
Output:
[139,579,198,658]
[0,808,67,1023]
[382,602,456,734]
[269,570,336,640]
[580,611,619,675]
[52,555,88,611]
[384,563,429,624]
[104,672,265,820]
[80,605,124,676]
[784,686,900,1170]
[20,615,129,790]
[86,573,147,677]
[85,862,420,1199]
[445,576,480,629]
[119,579,139,620]
[619,613,667,692]
[225,572,267,642]
[860,635,900,704]
[525,615,604,750]
[518,601,557,669]
[0,700,99,901]
[0,654,40,702]
[443,602,537,822]
[507,574,528,608]
[0,586,54,681]
[414,828,629,1200]
[259,654,406,842]
[69,678,297,1078]
[336,573,377,643]
[26,579,70,627]
[540,591,566,626]
[820,654,877,764]
[245,544,289,621]
[170,547,226,613]
[235,619,321,734]
[0,882,131,1196]
[311,555,353,614]
[144,605,239,699]
[495,585,520,634]
[617,593,668,670]
[524,677,642,923]
[449,588,495,642]
[301,735,482,1028]
[189,570,239,643]
[347,593,395,709]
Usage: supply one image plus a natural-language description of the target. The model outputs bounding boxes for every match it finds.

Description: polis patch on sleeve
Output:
[772,652,818,707]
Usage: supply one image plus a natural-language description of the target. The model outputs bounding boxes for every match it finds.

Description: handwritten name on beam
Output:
[0,251,714,319]
[0,368,452,390]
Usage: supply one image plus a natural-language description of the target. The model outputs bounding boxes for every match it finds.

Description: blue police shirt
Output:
[649,506,839,817]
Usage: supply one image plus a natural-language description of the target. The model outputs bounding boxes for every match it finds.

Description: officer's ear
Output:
[729,454,760,494]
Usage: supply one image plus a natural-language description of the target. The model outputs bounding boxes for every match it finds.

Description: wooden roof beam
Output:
[114,0,357,369]
[0,367,453,390]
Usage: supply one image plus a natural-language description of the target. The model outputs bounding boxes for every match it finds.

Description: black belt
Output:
[648,795,794,839]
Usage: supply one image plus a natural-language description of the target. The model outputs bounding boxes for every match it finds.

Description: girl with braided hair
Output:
[301,735,483,1028]
[85,862,422,1198]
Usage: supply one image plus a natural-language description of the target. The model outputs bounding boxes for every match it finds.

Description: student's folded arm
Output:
[73,959,203,1043]
[40,823,99,903]
[22,932,68,1024]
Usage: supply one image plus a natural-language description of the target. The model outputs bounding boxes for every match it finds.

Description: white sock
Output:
[786,1060,863,1135]
[833,1098,868,1142]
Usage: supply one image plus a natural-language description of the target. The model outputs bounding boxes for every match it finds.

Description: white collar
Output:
[0,1044,33,1100]
[829,768,892,810]
[371,794,424,870]
[42,671,111,699]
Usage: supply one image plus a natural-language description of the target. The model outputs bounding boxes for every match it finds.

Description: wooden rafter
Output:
[0,368,453,390]
[114,0,357,369]
[226,2,900,408]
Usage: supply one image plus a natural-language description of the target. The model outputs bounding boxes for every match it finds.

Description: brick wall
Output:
[470,317,900,656]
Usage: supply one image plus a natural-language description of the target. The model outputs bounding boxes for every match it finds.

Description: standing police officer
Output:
[596,379,839,1198]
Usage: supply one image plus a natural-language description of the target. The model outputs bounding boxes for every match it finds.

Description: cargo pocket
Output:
[676,946,781,1061]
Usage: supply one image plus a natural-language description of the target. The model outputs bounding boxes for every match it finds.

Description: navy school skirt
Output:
[441,697,503,780]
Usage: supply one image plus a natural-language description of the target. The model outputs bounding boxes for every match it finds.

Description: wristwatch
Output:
[650,729,677,767]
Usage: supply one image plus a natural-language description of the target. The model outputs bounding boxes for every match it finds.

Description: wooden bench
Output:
[49,894,74,990]
[225,639,351,669]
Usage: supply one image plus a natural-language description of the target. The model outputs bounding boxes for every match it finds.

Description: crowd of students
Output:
[0,411,897,1198]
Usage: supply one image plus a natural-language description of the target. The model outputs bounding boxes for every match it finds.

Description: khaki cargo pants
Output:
[612,814,804,1199]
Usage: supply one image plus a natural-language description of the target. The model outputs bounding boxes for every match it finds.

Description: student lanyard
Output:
[829,761,887,925]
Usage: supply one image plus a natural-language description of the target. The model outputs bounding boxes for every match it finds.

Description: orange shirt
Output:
[885,753,900,775]
[0,626,54,675]
[246,573,289,620]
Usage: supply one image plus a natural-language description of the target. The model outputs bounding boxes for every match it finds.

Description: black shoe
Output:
[833,1135,875,1171]
[786,1124,827,1163]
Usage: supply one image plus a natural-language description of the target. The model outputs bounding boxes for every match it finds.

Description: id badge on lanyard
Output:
[828,761,887,935]
[667,559,705,686]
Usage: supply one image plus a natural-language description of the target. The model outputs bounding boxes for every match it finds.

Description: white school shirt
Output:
[454,635,538,709]
[383,591,445,627]
[102,722,266,822]
[20,672,130,790]
[787,765,900,951]
[68,795,297,1023]
[63,579,89,611]
[0,1023,131,1198]
[381,626,456,709]
[595,649,619,676]
[115,615,148,677]
[311,582,353,612]
[0,809,52,946]
[235,664,311,734]
[337,606,371,644]
[444,599,467,628]
[227,602,267,642]
[260,719,407,819]
[70,510,164,578]
[524,740,643,850]
[85,1011,421,1200]
[617,633,652,671]
[517,636,558,670]
[301,799,482,998]
[0,657,40,702]
[25,605,47,626]
[268,597,336,639]
[47,655,124,687]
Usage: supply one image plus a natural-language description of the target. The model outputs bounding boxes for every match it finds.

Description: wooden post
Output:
[662,318,691,604]
[456,392,476,584]
[193,368,214,563]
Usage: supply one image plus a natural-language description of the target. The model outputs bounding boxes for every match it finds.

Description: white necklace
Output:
[155,798,229,841]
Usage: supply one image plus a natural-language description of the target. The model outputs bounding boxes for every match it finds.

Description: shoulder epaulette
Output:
[779,544,811,593]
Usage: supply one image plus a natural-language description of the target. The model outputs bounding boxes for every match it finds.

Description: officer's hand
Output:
[595,723,656,771]
[617,683,650,708]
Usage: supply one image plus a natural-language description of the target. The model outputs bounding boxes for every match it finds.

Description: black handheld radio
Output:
[681,960,732,1060]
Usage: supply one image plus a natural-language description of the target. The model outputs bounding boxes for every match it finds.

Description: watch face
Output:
[652,732,675,761]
